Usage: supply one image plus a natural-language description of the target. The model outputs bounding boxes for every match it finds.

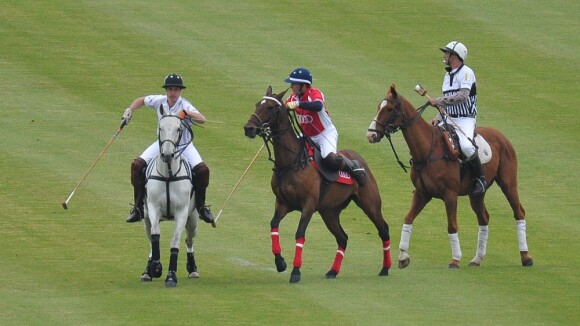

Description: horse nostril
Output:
[244,126,257,138]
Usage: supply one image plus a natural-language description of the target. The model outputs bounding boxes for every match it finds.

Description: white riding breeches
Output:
[310,125,338,158]
[440,117,477,158]
[140,141,202,169]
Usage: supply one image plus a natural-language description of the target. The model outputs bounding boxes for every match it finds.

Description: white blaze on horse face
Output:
[366,99,388,143]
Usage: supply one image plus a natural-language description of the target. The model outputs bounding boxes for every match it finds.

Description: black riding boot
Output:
[469,155,487,195]
[342,157,366,186]
[192,163,215,225]
[323,153,366,186]
[126,157,147,223]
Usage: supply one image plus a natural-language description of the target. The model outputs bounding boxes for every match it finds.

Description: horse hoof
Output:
[522,258,534,267]
[165,272,177,287]
[448,263,460,269]
[141,273,152,282]
[289,267,301,283]
[275,255,287,273]
[378,267,389,276]
[468,262,481,267]
[325,270,338,279]
[398,258,410,269]
[165,280,177,288]
[188,272,200,278]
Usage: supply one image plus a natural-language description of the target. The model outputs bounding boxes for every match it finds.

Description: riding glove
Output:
[122,108,132,124]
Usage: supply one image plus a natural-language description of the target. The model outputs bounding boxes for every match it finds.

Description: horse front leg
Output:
[143,198,163,281]
[165,207,189,288]
[289,209,315,284]
[444,195,461,269]
[399,190,432,268]
[270,205,289,273]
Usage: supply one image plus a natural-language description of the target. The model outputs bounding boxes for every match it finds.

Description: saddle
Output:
[306,143,354,185]
[439,125,492,164]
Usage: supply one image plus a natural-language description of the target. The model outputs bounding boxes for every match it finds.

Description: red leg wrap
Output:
[292,238,305,268]
[383,240,392,268]
[331,247,346,273]
[271,228,281,255]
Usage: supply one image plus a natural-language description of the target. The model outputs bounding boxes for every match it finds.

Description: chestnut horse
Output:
[366,84,533,268]
[244,86,392,283]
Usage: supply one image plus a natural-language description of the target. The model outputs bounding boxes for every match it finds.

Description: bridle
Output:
[369,97,430,138]
[158,115,192,159]
[248,96,309,173]
[368,96,431,172]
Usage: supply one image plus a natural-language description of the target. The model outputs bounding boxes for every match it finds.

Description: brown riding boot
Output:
[323,153,366,186]
[469,155,487,196]
[192,162,215,225]
[126,157,147,223]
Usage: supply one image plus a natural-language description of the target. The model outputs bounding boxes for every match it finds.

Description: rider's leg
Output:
[323,153,366,186]
[127,157,147,223]
[191,162,214,223]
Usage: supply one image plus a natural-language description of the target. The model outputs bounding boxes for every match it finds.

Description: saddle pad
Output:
[308,145,354,185]
[475,135,492,164]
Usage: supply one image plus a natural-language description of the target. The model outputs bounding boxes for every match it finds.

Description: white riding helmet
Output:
[440,41,468,62]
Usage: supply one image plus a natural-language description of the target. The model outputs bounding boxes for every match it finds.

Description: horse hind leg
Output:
[319,210,348,280]
[185,211,199,278]
[352,192,392,276]
[496,173,533,266]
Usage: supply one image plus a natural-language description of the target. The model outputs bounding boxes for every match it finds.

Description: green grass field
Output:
[1,1,578,324]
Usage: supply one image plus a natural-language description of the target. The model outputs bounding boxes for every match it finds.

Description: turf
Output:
[1,1,578,324]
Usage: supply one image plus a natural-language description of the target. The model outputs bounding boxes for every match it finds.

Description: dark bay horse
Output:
[243,86,392,283]
[366,84,533,269]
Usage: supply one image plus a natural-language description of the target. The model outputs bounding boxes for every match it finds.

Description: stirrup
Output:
[471,178,487,195]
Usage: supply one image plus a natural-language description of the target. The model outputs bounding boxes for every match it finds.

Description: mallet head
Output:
[415,84,427,96]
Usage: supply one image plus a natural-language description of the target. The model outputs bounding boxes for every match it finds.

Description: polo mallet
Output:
[62,119,127,209]
[213,143,265,223]
[414,84,470,138]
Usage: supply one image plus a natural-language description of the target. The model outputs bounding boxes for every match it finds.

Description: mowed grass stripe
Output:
[0,1,578,324]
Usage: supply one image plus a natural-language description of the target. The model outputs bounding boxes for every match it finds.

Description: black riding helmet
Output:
[162,73,186,89]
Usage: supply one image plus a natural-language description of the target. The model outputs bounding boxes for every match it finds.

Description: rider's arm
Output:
[435,88,470,107]
[297,100,323,112]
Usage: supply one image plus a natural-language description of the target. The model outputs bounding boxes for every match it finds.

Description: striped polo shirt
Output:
[441,64,478,117]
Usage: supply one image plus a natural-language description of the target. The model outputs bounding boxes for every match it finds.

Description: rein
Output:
[378,101,431,173]
[254,96,309,176]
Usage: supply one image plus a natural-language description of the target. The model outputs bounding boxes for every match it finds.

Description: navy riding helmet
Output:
[284,68,312,85]
[162,73,186,89]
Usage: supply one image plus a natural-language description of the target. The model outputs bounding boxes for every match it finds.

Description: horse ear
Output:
[390,83,398,98]
[159,104,166,116]
[266,85,273,96]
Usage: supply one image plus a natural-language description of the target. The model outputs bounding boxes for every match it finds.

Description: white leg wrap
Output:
[476,225,489,259]
[516,220,529,251]
[399,224,413,251]
[449,233,462,261]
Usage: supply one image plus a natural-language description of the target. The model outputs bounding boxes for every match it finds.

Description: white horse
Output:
[141,108,199,287]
